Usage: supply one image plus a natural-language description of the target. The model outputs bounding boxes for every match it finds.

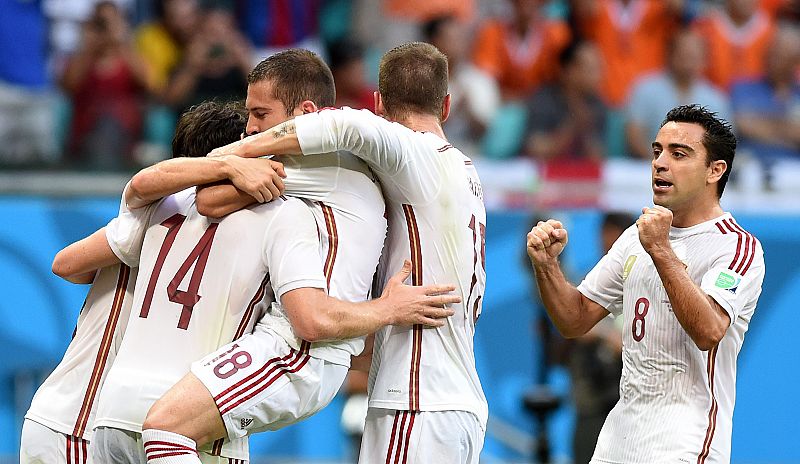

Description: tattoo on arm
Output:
[271,121,296,139]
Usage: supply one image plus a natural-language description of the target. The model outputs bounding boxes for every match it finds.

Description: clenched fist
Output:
[637,206,672,254]
[527,219,568,267]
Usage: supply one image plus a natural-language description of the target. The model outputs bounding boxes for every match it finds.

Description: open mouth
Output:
[654,179,673,190]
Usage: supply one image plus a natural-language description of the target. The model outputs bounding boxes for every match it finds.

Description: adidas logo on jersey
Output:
[240,417,254,429]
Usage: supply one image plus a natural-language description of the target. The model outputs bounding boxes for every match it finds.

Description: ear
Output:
[707,159,727,184]
[441,94,451,123]
[299,100,318,115]
[374,91,385,117]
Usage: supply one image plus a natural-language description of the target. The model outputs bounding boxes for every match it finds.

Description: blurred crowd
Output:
[0,0,798,173]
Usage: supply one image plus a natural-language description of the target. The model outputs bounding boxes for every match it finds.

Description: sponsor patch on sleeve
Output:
[715,271,743,294]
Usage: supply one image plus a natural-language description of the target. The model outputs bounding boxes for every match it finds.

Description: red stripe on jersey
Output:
[735,228,752,274]
[233,274,270,340]
[81,437,88,463]
[730,221,758,275]
[73,264,131,437]
[211,438,224,456]
[66,435,71,464]
[392,411,409,464]
[437,144,453,152]
[715,221,727,234]
[400,411,417,464]
[697,345,719,464]
[216,345,311,415]
[320,203,339,289]
[384,411,402,464]
[213,351,297,402]
[722,220,744,271]
[402,204,423,410]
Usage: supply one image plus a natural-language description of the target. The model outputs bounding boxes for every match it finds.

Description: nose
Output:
[245,116,260,136]
[653,151,668,172]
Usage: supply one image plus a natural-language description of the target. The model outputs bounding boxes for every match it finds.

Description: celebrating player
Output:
[526,104,764,463]
[85,50,457,464]
[196,41,488,463]
[19,101,252,464]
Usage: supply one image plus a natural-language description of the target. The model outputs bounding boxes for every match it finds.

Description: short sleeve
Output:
[263,198,327,300]
[577,227,635,316]
[701,239,765,325]
[105,182,157,267]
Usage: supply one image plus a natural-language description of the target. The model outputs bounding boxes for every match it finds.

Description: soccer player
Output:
[19,101,255,464]
[91,50,458,464]
[526,104,765,463]
[200,41,488,463]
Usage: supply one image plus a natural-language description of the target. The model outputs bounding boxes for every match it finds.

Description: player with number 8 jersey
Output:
[527,105,765,463]
[577,213,764,463]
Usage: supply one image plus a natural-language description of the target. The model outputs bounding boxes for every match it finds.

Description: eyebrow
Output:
[651,142,696,153]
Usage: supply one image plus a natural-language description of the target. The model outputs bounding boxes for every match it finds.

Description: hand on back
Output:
[380,260,459,328]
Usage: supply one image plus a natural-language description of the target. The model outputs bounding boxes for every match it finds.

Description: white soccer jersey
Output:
[263,151,387,366]
[577,213,765,464]
[94,190,327,460]
[24,186,154,441]
[295,107,489,428]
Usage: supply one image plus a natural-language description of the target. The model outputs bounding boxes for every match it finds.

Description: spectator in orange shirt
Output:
[473,0,570,101]
[694,0,777,91]
[572,0,684,107]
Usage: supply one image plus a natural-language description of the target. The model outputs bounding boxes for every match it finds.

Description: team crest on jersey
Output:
[715,271,742,294]
[622,255,638,280]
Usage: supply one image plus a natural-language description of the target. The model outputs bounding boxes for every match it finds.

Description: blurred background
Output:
[1,0,799,462]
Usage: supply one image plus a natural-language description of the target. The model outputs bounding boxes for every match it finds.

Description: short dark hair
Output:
[248,49,336,114]
[661,104,736,197]
[378,42,448,120]
[172,100,246,158]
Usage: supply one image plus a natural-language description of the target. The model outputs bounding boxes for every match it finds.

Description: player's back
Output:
[294,107,487,424]
[25,264,136,440]
[368,131,488,427]
[94,189,307,459]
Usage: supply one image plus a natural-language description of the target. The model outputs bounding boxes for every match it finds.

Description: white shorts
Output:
[191,328,348,440]
[358,408,485,464]
[20,419,92,464]
[90,427,242,464]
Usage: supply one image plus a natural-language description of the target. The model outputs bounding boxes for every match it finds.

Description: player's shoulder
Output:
[709,214,764,267]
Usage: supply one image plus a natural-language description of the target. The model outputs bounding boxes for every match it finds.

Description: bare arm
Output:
[527,220,610,337]
[638,207,729,350]
[52,227,121,283]
[209,120,302,159]
[280,261,459,342]
[126,156,286,209]
[195,181,258,218]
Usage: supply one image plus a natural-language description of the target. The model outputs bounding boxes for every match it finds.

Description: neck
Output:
[391,113,447,139]
[670,201,724,228]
